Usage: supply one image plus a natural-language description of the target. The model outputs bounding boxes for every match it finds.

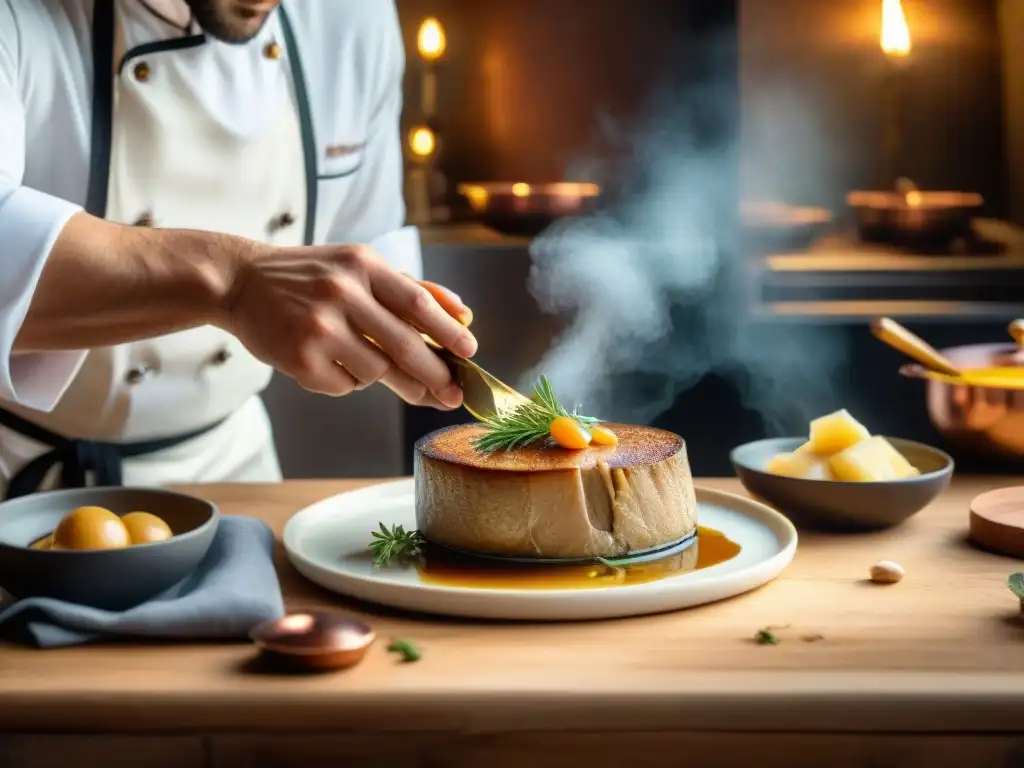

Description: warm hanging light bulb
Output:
[409,126,436,158]
[417,18,446,62]
[881,0,911,58]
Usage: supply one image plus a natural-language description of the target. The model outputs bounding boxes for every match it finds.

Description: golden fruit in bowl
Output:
[765,409,920,483]
[51,506,131,550]
[120,511,173,544]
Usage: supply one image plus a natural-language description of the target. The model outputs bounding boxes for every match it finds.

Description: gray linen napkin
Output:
[0,515,285,648]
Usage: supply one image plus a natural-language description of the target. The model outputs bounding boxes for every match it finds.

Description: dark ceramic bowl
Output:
[0,487,219,610]
[730,437,954,531]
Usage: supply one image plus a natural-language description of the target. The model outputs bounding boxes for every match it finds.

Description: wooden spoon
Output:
[869,317,962,378]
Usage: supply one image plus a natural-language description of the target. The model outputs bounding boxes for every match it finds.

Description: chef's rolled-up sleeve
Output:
[0,6,87,412]
[324,2,422,280]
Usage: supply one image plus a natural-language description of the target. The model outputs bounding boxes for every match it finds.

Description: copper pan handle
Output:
[870,317,962,378]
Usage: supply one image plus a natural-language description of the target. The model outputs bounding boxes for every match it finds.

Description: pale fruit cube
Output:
[766,451,835,480]
[793,440,818,456]
[828,436,921,482]
[808,409,871,455]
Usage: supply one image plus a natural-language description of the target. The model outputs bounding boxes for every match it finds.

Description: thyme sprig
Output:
[387,638,422,662]
[473,375,599,453]
[368,523,425,567]
[1008,573,1024,602]
[755,628,780,645]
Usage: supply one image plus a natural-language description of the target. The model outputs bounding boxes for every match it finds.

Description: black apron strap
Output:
[0,408,227,500]
[86,0,115,218]
[278,5,318,246]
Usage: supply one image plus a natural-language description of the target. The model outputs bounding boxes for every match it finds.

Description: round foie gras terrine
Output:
[414,423,698,560]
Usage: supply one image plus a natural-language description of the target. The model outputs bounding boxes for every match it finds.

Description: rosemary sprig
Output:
[368,523,424,567]
[473,375,599,453]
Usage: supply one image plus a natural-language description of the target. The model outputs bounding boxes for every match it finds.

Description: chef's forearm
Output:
[13,212,241,351]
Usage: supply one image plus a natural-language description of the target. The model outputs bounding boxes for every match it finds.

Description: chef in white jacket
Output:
[0,0,477,498]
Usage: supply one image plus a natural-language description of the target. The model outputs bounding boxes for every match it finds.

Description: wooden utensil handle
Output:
[1009,320,1024,347]
[869,317,962,377]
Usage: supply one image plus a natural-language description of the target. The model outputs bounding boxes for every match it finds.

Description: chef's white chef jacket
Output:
[0,0,421,489]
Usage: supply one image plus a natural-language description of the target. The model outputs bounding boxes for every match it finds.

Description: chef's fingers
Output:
[294,358,360,397]
[370,269,477,359]
[379,367,456,410]
[344,293,463,408]
[416,280,474,327]
[331,329,391,388]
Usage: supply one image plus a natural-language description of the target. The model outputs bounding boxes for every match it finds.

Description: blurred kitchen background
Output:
[264,0,1024,477]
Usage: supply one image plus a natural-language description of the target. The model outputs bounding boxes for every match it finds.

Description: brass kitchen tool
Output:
[362,334,531,421]
[424,336,532,421]
[361,284,530,420]
[870,317,963,378]
[249,612,375,672]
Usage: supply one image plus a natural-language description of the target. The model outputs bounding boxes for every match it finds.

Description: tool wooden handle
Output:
[1008,319,1024,347]
[869,317,962,377]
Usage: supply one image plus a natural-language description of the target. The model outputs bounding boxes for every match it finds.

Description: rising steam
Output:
[520,40,848,434]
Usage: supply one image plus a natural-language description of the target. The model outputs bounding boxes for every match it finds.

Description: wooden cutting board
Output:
[969,486,1024,558]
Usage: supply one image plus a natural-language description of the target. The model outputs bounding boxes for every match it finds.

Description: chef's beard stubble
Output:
[183,0,278,44]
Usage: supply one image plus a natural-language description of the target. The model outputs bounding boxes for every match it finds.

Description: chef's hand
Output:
[375,280,475,409]
[227,243,477,408]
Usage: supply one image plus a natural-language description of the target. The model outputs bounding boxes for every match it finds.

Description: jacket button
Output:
[133,62,151,82]
[210,348,232,366]
[267,212,295,234]
[124,366,152,385]
[263,42,281,61]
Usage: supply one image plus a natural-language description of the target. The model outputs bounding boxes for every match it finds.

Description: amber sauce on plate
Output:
[417,525,741,590]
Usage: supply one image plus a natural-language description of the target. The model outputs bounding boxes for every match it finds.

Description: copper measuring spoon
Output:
[249,612,376,671]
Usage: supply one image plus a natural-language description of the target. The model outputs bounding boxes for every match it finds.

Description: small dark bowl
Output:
[0,487,219,610]
[730,437,954,532]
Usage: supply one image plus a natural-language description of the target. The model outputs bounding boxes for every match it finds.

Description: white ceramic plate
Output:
[282,479,798,621]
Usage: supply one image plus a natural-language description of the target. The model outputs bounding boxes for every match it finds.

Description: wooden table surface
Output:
[3,476,1024,766]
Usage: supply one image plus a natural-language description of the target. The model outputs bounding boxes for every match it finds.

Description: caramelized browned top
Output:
[416,423,683,473]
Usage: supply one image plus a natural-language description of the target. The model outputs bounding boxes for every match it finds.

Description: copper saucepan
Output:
[457,182,600,237]
[847,188,983,250]
[894,320,1024,461]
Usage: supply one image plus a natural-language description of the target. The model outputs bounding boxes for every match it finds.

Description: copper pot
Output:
[901,343,1024,461]
[457,182,600,237]
[847,190,983,250]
